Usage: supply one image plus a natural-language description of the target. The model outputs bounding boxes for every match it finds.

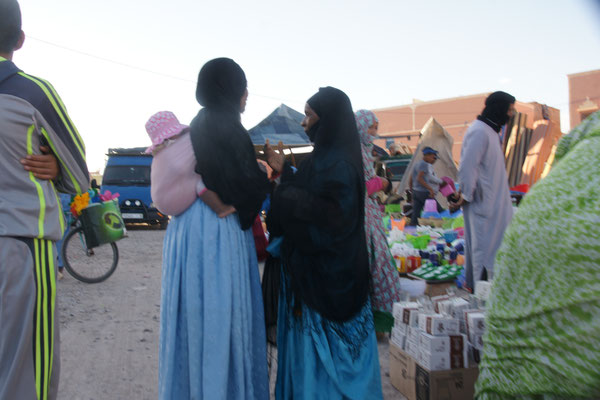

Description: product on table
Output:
[419,314,460,336]
[411,263,463,281]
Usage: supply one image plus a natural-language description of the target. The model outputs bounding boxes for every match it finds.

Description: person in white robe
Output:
[452,91,516,291]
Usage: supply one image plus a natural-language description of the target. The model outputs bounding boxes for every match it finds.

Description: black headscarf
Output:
[269,87,370,323]
[477,91,516,132]
[190,58,270,230]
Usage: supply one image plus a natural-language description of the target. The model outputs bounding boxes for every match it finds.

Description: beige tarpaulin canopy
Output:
[397,117,459,208]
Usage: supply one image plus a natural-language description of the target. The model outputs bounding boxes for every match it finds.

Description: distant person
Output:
[409,146,445,226]
[91,178,100,190]
[476,111,600,399]
[0,1,90,399]
[450,91,515,291]
[265,87,383,399]
[144,110,234,217]
[55,192,74,280]
[388,143,401,156]
[159,58,270,399]
[371,143,388,159]
[355,109,401,335]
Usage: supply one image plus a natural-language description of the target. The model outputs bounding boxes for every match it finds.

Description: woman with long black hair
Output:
[265,87,383,399]
[159,58,270,400]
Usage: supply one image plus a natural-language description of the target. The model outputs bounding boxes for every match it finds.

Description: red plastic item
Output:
[510,184,530,193]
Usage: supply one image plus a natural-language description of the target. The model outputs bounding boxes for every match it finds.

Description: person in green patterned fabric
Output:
[475,111,600,399]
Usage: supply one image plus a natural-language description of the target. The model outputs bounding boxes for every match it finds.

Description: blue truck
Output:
[101,147,169,229]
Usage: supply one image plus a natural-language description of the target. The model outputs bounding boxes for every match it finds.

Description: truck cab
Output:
[375,154,413,193]
[101,148,169,228]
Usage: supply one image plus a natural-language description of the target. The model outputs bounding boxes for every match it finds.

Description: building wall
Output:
[568,69,600,129]
[372,93,561,162]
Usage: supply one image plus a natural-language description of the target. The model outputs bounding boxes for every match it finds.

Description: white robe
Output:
[458,120,513,290]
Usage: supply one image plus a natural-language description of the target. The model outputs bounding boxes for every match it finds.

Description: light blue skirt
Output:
[159,199,269,400]
[276,274,383,400]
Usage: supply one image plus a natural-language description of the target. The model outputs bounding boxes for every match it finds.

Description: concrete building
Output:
[373,93,561,163]
[568,69,600,129]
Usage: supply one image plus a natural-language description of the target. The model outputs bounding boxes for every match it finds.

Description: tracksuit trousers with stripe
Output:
[0,237,60,400]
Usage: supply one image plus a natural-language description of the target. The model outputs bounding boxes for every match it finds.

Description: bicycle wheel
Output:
[62,226,119,283]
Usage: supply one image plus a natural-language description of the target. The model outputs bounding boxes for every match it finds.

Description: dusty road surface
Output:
[57,228,406,399]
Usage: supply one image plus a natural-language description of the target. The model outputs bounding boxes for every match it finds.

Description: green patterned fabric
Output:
[476,111,600,399]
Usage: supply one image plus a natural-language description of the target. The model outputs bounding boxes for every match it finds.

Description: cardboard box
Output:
[419,332,450,354]
[390,342,479,400]
[431,295,450,313]
[424,281,455,297]
[393,302,419,320]
[391,327,406,349]
[407,326,421,344]
[450,298,471,320]
[420,333,469,370]
[449,335,469,369]
[466,312,486,335]
[415,363,479,400]
[403,308,420,327]
[406,337,420,359]
[419,349,451,371]
[389,342,417,400]
[394,319,408,334]
[438,299,454,316]
[469,333,485,350]
[419,314,460,336]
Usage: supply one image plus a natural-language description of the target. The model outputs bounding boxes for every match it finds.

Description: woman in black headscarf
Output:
[159,58,270,400]
[265,87,383,399]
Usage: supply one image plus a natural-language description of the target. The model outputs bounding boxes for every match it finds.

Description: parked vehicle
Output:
[375,154,412,193]
[101,147,169,228]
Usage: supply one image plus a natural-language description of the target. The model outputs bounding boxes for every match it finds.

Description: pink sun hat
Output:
[145,111,190,154]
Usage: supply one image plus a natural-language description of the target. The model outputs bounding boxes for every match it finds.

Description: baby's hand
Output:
[218,206,236,218]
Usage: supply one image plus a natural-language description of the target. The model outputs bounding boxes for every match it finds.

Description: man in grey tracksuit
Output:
[0,1,89,399]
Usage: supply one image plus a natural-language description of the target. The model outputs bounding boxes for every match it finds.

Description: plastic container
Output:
[395,256,407,273]
[424,199,438,213]
[79,200,125,248]
[440,176,456,197]
[429,252,439,266]
[390,218,406,231]
[443,231,458,243]
[449,249,458,261]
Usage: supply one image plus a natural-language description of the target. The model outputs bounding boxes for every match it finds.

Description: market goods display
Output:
[387,223,466,280]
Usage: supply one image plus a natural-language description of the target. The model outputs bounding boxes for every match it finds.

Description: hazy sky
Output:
[13,0,600,171]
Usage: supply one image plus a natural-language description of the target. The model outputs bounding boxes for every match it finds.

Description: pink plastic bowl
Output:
[440,176,456,196]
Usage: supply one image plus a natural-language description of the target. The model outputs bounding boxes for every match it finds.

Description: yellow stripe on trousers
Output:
[33,238,56,400]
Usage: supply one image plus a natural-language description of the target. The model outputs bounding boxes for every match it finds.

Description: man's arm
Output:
[417,170,435,198]
[457,131,487,203]
[30,78,89,193]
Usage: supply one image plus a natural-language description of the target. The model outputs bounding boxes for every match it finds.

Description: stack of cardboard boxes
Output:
[389,297,486,400]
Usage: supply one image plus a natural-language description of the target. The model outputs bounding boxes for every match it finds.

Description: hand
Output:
[449,192,466,211]
[21,146,59,180]
[381,177,390,192]
[217,206,237,218]
[264,139,284,173]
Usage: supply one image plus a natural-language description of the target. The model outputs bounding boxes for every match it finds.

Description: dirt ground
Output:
[57,228,406,399]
